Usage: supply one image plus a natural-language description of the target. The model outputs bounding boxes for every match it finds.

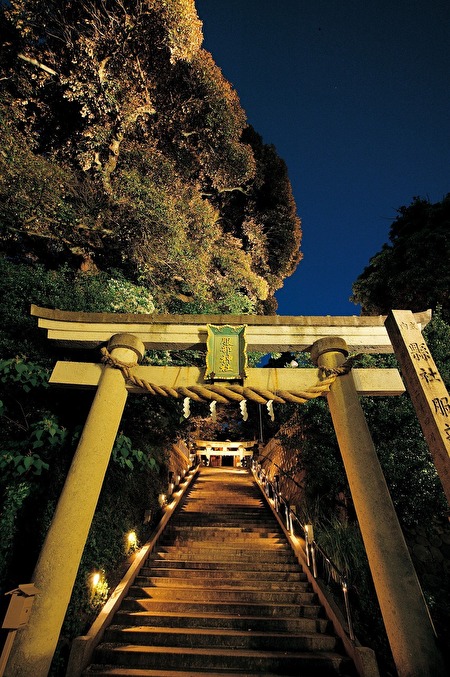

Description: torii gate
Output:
[6,306,449,677]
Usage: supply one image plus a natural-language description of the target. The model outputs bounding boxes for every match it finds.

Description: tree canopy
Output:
[0,0,302,316]
[351,194,450,320]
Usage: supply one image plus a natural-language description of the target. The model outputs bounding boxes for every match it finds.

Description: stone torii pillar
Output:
[5,334,145,677]
[311,337,446,677]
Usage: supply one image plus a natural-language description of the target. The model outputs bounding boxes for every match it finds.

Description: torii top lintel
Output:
[30,305,432,354]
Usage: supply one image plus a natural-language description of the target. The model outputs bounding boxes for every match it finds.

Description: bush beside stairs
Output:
[82,466,357,676]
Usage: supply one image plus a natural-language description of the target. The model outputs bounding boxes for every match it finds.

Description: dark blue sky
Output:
[196,0,450,316]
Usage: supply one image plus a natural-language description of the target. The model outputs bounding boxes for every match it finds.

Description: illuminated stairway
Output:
[84,467,355,676]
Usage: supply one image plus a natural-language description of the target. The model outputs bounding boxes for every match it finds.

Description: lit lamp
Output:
[305,523,314,541]
[126,530,138,552]
[90,572,101,591]
[304,524,316,575]
[88,571,109,609]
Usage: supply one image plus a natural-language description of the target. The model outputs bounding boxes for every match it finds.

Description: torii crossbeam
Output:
[31,303,427,398]
[31,304,432,352]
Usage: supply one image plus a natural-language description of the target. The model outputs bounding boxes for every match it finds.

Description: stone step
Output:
[120,597,323,618]
[177,508,274,516]
[179,495,263,501]
[113,609,330,634]
[149,547,296,563]
[127,584,316,605]
[160,532,285,544]
[165,525,282,535]
[81,468,354,677]
[159,531,287,540]
[178,512,269,517]
[90,644,351,675]
[179,492,261,499]
[178,508,270,513]
[138,566,306,582]
[153,547,294,560]
[85,668,337,677]
[157,533,287,542]
[134,575,309,590]
[172,521,278,530]
[146,558,302,572]
[179,506,270,512]
[103,625,339,652]
[173,524,281,530]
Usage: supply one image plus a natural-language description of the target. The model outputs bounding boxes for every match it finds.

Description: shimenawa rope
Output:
[100,347,359,406]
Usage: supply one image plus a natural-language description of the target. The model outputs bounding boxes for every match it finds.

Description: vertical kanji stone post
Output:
[385,309,450,505]
[6,334,145,677]
[311,337,445,677]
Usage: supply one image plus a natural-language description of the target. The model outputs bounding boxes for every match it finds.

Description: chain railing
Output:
[252,460,355,642]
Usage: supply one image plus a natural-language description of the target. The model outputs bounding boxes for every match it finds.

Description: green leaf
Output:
[23,456,34,470]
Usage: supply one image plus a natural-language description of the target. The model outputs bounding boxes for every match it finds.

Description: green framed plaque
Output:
[206,324,247,380]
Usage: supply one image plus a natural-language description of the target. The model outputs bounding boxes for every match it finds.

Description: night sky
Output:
[195,1,450,316]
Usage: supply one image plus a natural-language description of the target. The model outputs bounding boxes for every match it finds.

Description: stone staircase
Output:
[83,467,356,676]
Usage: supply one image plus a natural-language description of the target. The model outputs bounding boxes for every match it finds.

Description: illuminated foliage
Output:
[0,0,302,313]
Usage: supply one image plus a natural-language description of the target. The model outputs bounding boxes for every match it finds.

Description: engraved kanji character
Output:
[419,366,441,383]
[444,423,450,442]
[432,397,450,417]
[409,342,432,361]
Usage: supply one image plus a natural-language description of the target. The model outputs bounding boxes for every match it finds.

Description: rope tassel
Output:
[182,397,191,419]
[210,400,217,422]
[240,399,248,421]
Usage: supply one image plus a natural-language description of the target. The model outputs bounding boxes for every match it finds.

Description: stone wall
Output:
[168,440,192,487]
[258,414,305,506]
